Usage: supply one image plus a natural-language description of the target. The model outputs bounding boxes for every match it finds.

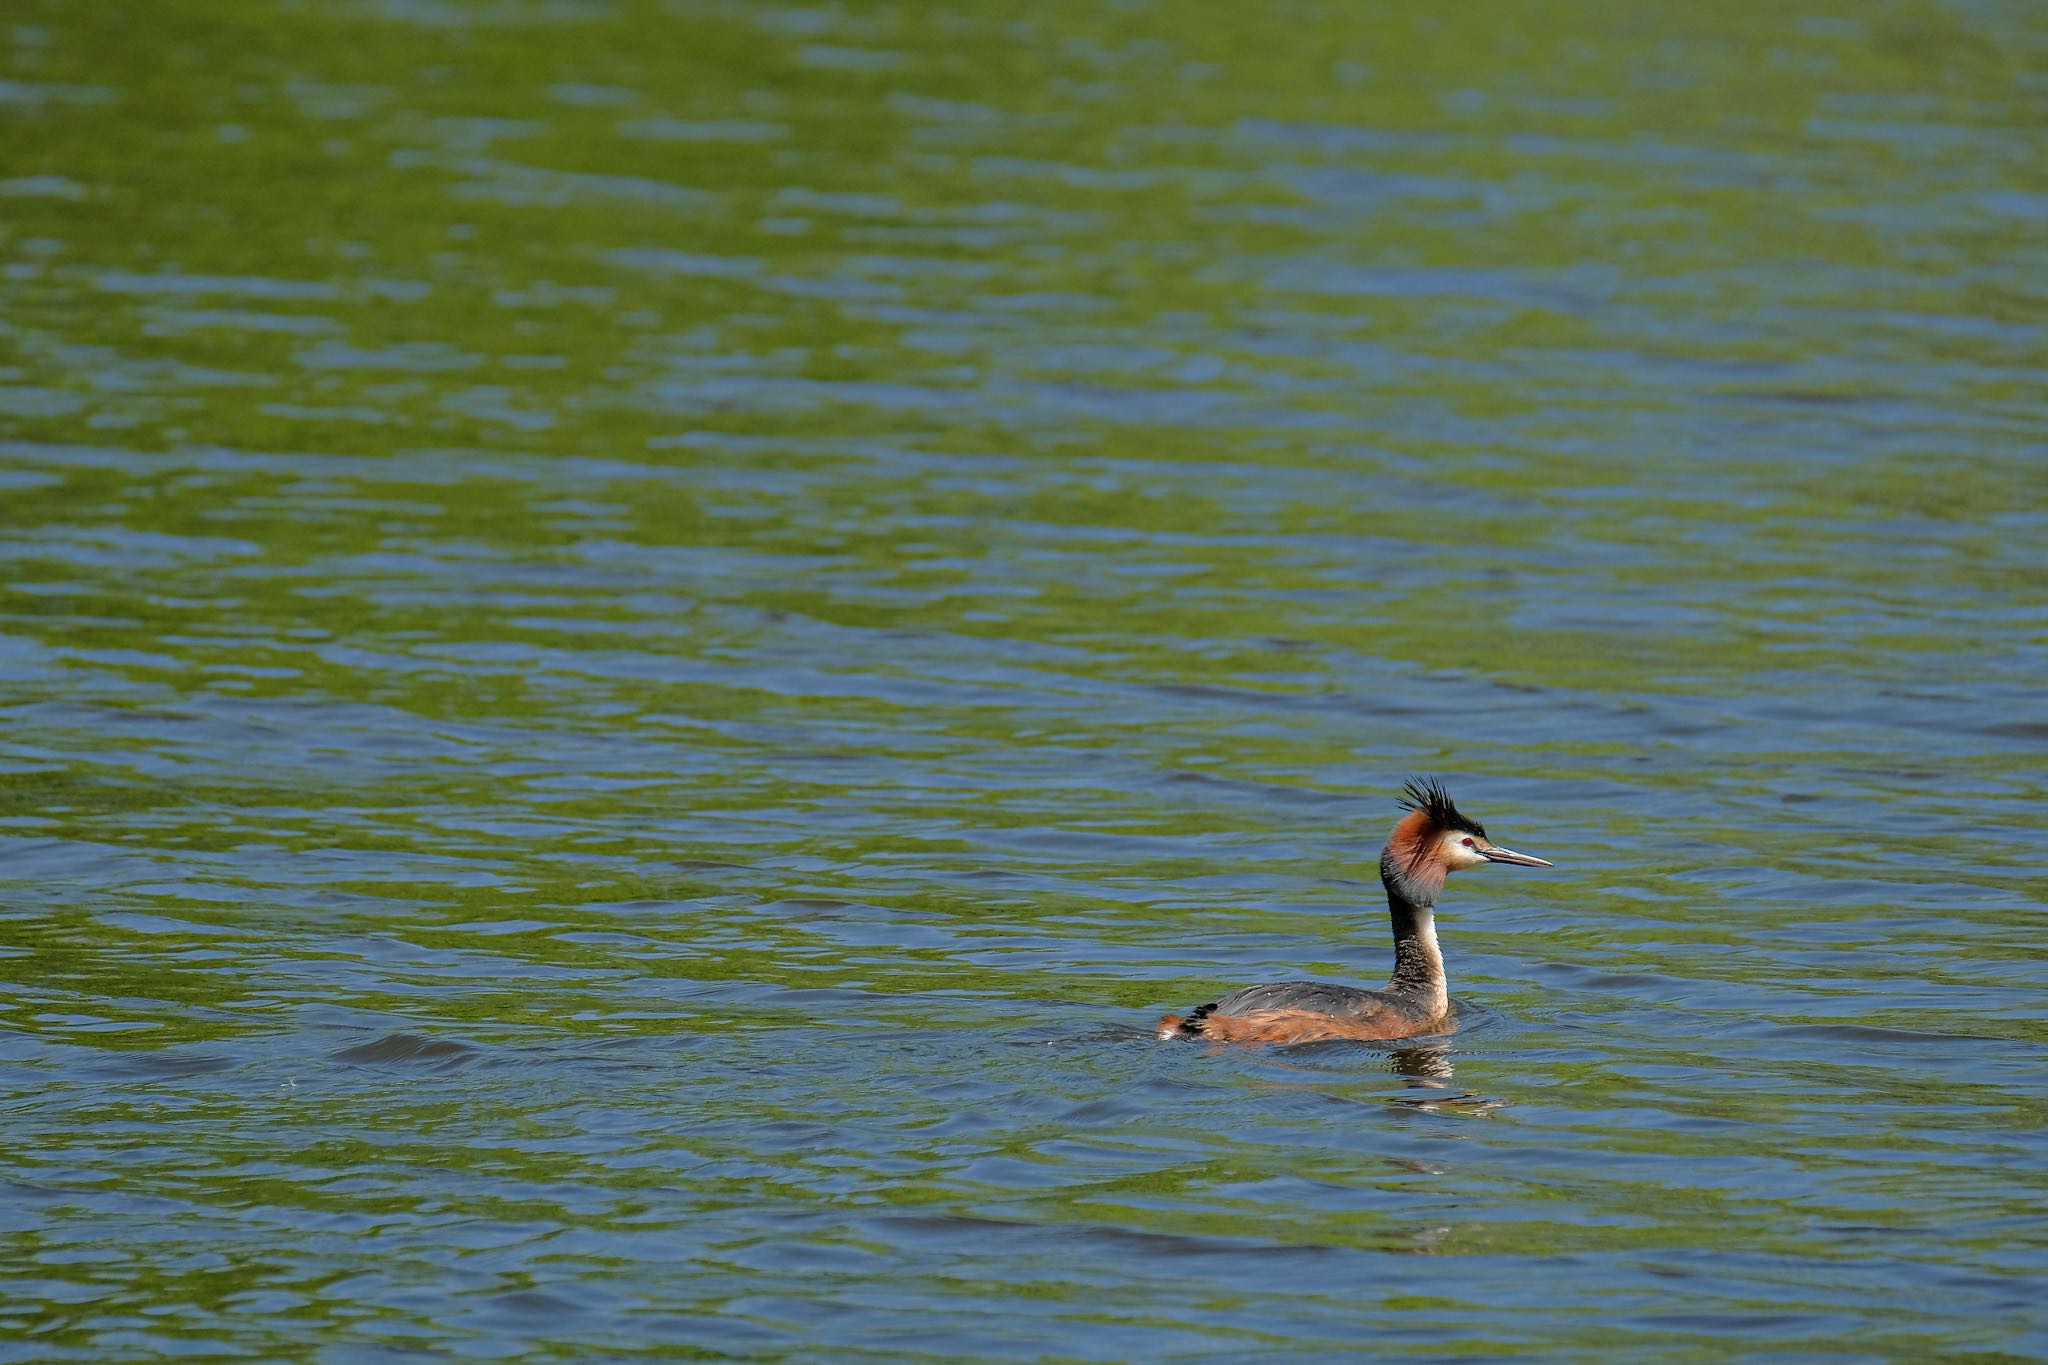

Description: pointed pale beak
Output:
[1478,844,1553,868]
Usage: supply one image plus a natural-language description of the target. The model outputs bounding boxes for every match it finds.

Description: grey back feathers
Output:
[1208,981,1393,1018]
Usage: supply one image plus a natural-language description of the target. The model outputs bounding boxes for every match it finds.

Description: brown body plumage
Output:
[1158,779,1551,1045]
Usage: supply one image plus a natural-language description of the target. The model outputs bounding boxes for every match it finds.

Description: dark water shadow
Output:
[330,1032,478,1071]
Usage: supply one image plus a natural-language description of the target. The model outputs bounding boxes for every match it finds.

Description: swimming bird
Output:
[1157,778,1551,1045]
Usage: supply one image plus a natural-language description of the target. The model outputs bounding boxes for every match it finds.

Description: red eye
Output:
[1461,838,1475,848]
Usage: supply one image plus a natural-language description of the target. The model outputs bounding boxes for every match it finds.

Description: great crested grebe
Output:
[1157,778,1551,1045]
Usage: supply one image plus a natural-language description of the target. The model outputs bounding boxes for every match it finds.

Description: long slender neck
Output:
[1379,846,1448,1016]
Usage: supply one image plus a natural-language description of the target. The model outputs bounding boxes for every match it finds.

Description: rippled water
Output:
[4,1,2047,1358]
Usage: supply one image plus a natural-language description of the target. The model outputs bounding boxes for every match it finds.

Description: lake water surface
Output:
[4,1,2047,1359]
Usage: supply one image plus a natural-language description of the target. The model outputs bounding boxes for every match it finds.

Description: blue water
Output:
[3,1,2047,1358]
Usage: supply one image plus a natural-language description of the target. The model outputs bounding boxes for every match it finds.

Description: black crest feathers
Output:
[1397,776,1486,839]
